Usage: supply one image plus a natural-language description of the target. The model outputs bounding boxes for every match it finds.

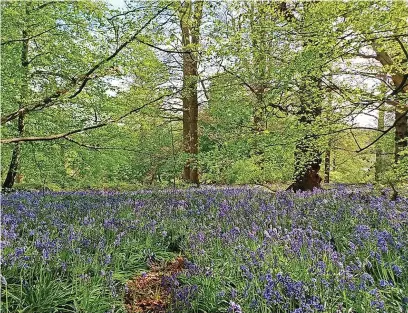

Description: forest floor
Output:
[1,187,407,313]
[125,257,185,313]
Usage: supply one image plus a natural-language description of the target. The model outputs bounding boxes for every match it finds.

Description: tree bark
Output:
[179,0,203,185]
[248,1,277,180]
[288,80,323,192]
[288,137,322,192]
[324,148,330,184]
[374,48,408,163]
[375,108,385,180]
[276,2,324,192]
[189,87,199,184]
[3,22,29,190]
[395,104,408,162]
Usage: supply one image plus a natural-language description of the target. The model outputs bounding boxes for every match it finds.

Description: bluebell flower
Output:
[371,300,384,310]
[217,290,226,298]
[228,301,242,313]
[391,264,402,277]
[104,254,111,265]
[361,273,374,285]
[14,247,25,257]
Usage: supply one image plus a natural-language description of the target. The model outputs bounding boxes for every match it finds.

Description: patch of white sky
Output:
[106,0,126,9]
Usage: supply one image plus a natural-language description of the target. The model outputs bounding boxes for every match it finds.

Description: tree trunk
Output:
[288,138,322,192]
[395,104,408,162]
[375,108,385,180]
[278,1,323,192]
[189,90,199,184]
[324,148,330,184]
[249,2,273,180]
[181,5,191,182]
[179,0,203,185]
[289,80,323,192]
[374,48,408,163]
[3,113,25,190]
[3,25,29,190]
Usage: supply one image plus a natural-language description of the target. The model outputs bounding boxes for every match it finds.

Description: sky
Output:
[106,0,126,8]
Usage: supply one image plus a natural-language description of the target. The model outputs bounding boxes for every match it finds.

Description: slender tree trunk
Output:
[189,88,199,184]
[375,108,385,180]
[395,104,408,163]
[324,148,330,184]
[179,0,203,185]
[180,7,191,182]
[182,76,191,182]
[249,2,272,180]
[253,91,266,179]
[3,25,29,190]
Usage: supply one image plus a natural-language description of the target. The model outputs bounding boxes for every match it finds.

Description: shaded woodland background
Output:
[1,0,407,191]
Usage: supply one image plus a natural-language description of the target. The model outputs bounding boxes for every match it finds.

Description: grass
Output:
[1,186,407,312]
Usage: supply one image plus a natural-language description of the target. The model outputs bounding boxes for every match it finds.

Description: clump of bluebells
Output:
[1,186,407,313]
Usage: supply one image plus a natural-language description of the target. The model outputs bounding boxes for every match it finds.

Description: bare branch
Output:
[64,137,142,153]
[31,70,75,82]
[390,73,408,96]
[30,1,57,12]
[107,5,151,21]
[350,130,362,150]
[356,109,408,153]
[354,53,378,59]
[136,37,190,54]
[396,37,408,60]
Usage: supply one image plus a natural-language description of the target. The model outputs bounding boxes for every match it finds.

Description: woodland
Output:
[1,0,407,192]
[1,2,408,313]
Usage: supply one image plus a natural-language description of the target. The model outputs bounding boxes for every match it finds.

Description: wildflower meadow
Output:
[1,187,407,313]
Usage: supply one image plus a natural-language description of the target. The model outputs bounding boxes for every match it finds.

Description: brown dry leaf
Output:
[124,257,185,313]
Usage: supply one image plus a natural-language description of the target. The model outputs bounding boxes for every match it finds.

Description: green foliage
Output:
[4,189,407,312]
[1,0,407,188]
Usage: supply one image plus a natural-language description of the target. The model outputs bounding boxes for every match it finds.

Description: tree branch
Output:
[1,3,171,125]
[30,1,57,12]
[390,73,408,96]
[1,24,69,46]
[356,109,408,153]
[69,3,171,99]
[0,123,108,144]
[64,137,143,153]
[396,37,408,60]
[136,37,191,54]
[1,87,183,144]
